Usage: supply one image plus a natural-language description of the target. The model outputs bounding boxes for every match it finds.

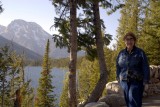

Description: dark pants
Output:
[120,80,144,107]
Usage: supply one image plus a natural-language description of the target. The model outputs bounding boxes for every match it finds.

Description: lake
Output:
[24,66,68,105]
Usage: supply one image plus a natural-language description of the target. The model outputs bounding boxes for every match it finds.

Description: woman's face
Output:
[124,36,135,49]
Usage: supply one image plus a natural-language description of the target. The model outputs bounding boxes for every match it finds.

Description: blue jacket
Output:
[116,46,150,83]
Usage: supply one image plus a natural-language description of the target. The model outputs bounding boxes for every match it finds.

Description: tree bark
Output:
[68,0,77,107]
[84,1,108,104]
[14,89,21,107]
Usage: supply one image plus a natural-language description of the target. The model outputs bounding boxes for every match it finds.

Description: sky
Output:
[0,0,121,47]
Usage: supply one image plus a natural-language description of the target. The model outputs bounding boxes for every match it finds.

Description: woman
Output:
[116,32,150,107]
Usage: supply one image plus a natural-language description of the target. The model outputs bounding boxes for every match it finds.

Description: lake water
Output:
[24,66,68,104]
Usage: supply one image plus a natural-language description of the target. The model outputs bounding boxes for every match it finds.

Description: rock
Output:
[158,65,160,79]
[143,92,148,97]
[150,78,160,84]
[98,94,125,107]
[155,67,159,79]
[106,81,123,96]
[150,65,156,78]
[156,82,160,90]
[154,88,160,94]
[146,84,158,95]
[78,104,84,107]
[84,102,109,107]
[150,65,159,78]
[144,84,149,92]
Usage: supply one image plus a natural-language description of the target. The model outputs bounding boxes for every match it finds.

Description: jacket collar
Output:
[125,45,137,54]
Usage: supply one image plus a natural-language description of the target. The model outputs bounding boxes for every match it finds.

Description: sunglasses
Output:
[125,38,134,41]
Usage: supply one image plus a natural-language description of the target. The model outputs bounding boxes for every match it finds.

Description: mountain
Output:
[0,35,42,60]
[0,25,6,34]
[0,19,73,58]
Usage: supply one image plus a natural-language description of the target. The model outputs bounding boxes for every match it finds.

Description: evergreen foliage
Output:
[59,72,69,107]
[51,0,113,60]
[0,46,34,107]
[78,58,100,102]
[24,56,84,68]
[35,39,56,107]
[116,0,160,65]
[139,0,160,65]
[18,81,34,107]
[50,57,84,68]
[52,1,79,106]
[51,0,124,105]
[104,48,116,82]
[78,47,116,102]
[0,46,13,107]
[116,0,141,51]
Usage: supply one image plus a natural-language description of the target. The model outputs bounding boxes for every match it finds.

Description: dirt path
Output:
[122,95,160,107]
[142,95,160,107]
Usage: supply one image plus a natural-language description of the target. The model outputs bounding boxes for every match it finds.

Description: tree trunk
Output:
[68,0,77,107]
[14,89,21,107]
[84,1,108,104]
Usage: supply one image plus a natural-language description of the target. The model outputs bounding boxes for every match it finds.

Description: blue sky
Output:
[0,0,121,46]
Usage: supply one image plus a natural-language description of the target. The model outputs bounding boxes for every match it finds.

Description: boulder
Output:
[98,94,125,107]
[150,78,160,84]
[150,65,157,78]
[84,102,109,107]
[156,82,160,90]
[150,65,159,79]
[106,81,123,96]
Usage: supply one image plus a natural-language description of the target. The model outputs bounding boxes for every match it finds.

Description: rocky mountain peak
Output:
[0,19,71,58]
[0,25,6,34]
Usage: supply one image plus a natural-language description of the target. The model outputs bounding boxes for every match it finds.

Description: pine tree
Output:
[116,0,160,65]
[139,0,160,65]
[51,0,78,106]
[10,53,24,107]
[68,0,78,106]
[51,0,123,106]
[59,72,69,107]
[0,46,13,107]
[78,58,100,102]
[104,48,116,82]
[35,39,56,107]
[0,46,25,107]
[20,80,34,107]
[78,48,116,102]
[10,53,35,107]
[116,0,141,51]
